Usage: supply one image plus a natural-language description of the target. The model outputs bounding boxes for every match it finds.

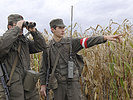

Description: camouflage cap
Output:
[8,14,23,25]
[50,18,66,28]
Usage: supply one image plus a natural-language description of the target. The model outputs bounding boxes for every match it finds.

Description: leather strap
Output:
[51,51,60,75]
[7,42,21,86]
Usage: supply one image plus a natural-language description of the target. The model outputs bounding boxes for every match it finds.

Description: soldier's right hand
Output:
[16,20,25,30]
[40,85,46,97]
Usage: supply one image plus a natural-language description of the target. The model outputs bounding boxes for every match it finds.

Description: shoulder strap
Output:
[48,43,60,75]
[51,52,60,75]
[7,42,21,86]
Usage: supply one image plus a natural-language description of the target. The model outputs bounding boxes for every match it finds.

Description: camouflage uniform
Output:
[40,19,107,100]
[0,14,46,100]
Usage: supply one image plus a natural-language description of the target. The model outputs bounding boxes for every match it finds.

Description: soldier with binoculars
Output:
[0,14,46,100]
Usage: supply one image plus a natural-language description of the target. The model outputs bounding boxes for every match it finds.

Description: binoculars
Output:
[23,21,36,29]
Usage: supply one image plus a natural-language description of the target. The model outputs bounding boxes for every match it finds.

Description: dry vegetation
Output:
[30,19,133,100]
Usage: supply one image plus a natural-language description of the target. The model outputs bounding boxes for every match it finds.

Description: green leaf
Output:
[120,78,124,88]
[109,63,114,76]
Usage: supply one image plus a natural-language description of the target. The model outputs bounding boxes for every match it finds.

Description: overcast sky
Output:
[0,0,133,35]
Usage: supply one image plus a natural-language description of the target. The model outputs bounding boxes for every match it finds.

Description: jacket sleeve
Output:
[72,36,107,53]
[0,26,20,58]
[83,36,107,48]
[39,49,48,85]
[27,30,46,54]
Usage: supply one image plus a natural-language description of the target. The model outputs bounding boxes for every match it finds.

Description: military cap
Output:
[8,14,23,25]
[50,18,66,28]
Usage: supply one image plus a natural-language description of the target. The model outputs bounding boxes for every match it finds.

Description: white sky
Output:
[0,0,133,35]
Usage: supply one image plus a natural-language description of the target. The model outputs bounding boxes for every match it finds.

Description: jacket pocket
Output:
[24,70,40,92]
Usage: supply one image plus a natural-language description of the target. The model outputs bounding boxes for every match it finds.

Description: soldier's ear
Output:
[7,25,12,30]
[51,28,55,33]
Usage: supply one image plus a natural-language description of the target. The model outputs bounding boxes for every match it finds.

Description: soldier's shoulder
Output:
[63,37,80,42]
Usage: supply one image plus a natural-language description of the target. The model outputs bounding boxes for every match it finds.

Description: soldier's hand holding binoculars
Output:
[16,20,36,32]
[16,20,25,30]
[16,20,24,35]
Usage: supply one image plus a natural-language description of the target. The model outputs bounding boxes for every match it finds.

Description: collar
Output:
[51,37,65,45]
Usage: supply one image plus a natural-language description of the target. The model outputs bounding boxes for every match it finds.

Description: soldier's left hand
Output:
[104,34,123,43]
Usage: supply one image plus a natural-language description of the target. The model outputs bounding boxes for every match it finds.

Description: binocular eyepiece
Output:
[23,21,36,28]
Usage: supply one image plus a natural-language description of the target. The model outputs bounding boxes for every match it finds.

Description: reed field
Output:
[30,19,133,100]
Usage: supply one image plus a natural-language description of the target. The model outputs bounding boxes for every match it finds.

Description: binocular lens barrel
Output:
[23,21,36,28]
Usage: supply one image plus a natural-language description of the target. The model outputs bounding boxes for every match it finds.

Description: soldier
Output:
[40,18,122,100]
[0,14,46,100]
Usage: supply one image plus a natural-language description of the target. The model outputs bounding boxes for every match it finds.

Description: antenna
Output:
[70,5,73,60]
[68,6,74,79]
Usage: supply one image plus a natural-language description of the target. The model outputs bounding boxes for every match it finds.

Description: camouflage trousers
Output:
[52,81,84,100]
[0,78,39,100]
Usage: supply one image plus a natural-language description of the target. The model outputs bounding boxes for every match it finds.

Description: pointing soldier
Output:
[40,18,122,100]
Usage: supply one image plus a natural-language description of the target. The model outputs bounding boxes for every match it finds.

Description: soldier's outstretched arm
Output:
[72,36,106,53]
[72,34,123,53]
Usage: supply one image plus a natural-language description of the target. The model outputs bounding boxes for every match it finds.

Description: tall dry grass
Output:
[30,19,133,100]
